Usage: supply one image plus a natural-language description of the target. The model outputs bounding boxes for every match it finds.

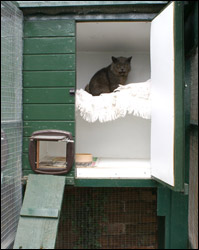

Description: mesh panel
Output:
[188,46,198,249]
[56,187,158,249]
[1,1,23,121]
[189,128,198,249]
[190,47,198,124]
[1,1,23,249]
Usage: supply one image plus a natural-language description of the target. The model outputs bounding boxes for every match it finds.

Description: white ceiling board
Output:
[77,22,151,52]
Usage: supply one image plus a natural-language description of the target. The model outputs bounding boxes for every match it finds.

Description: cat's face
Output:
[111,56,132,76]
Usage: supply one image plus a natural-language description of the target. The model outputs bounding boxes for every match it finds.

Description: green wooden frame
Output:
[173,1,185,191]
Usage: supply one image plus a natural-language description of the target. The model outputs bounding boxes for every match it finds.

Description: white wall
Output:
[76,22,151,160]
[76,22,151,53]
[77,51,150,89]
[76,112,151,159]
[76,52,151,159]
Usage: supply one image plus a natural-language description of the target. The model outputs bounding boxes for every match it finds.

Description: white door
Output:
[150,1,184,190]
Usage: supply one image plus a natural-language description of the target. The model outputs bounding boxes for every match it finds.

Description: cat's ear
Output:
[127,56,132,62]
[112,56,118,63]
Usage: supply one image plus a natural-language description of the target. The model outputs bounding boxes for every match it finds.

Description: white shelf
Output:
[76,158,151,179]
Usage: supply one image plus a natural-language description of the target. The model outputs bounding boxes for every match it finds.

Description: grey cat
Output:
[85,56,132,96]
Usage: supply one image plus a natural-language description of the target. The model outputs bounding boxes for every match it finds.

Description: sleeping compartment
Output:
[76,22,151,179]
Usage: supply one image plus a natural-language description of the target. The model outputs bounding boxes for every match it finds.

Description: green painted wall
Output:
[157,187,188,249]
[22,19,76,181]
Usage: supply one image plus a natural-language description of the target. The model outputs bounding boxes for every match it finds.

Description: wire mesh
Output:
[1,1,23,249]
[55,187,158,249]
[188,46,198,249]
[190,47,198,124]
[188,128,198,249]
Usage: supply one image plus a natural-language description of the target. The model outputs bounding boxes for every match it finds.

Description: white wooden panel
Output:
[150,2,175,186]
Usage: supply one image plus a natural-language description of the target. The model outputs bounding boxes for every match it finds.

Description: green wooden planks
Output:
[23,88,75,104]
[23,169,35,176]
[24,37,75,54]
[23,54,75,70]
[23,121,75,137]
[23,104,75,120]
[23,137,29,152]
[24,20,75,37]
[22,19,76,178]
[23,71,75,87]
[23,153,31,170]
[22,154,29,171]
[13,174,65,249]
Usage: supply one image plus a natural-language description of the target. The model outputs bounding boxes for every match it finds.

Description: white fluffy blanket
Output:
[76,79,151,123]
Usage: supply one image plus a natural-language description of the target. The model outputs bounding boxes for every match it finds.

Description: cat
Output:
[85,56,132,96]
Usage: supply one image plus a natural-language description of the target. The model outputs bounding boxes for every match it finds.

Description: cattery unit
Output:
[22,2,184,190]
[76,2,184,189]
[10,1,192,250]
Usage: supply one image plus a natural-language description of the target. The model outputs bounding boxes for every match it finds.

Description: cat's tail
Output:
[85,84,90,93]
